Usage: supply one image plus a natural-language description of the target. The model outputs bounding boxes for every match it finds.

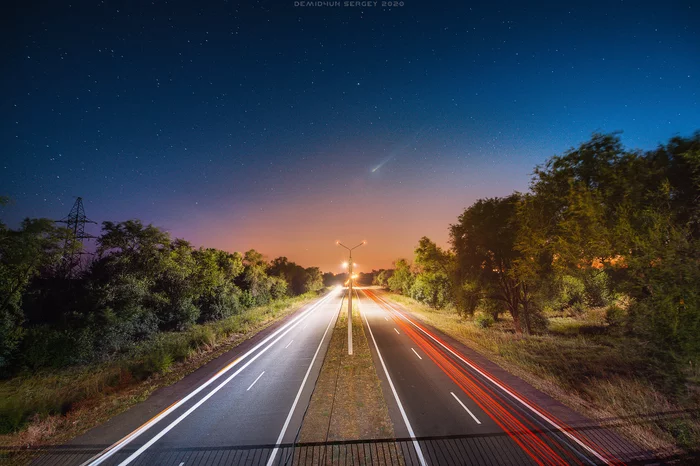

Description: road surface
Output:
[32,288,344,465]
[357,288,651,466]
[19,286,663,466]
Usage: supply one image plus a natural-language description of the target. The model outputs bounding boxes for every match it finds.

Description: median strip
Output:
[298,293,395,443]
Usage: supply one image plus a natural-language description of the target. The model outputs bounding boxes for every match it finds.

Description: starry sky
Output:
[2,1,699,273]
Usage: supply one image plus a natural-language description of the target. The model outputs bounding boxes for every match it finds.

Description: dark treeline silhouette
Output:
[378,131,699,374]
[0,216,326,376]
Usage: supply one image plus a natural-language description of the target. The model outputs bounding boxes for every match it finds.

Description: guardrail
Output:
[1,433,694,466]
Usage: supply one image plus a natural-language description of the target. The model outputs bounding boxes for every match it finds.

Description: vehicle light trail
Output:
[363,289,623,466]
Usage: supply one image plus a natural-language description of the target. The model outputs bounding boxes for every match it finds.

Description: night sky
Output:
[2,1,699,273]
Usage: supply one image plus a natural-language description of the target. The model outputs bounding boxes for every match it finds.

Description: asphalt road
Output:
[22,286,660,466]
[37,288,344,466]
[357,288,649,466]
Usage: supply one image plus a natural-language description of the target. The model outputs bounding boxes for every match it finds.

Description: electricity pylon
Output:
[57,197,96,277]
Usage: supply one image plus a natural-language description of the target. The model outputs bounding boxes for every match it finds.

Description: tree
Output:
[411,237,455,309]
[387,259,413,295]
[304,267,324,293]
[450,194,541,334]
[373,269,392,287]
[269,257,322,295]
[0,218,66,370]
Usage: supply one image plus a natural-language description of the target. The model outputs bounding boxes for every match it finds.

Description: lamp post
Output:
[336,240,365,355]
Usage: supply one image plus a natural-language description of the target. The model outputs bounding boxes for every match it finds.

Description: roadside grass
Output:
[0,291,323,448]
[382,291,700,455]
[299,298,395,442]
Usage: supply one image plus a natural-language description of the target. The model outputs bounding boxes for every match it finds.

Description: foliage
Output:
[387,259,413,295]
[450,194,545,334]
[0,215,328,377]
[373,269,393,288]
[384,131,700,366]
[474,312,494,329]
[0,218,66,372]
[268,257,322,296]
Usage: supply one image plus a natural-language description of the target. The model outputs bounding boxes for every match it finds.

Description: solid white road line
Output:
[371,292,609,466]
[117,300,334,466]
[285,339,294,349]
[394,328,400,334]
[83,291,337,466]
[265,298,338,466]
[450,391,481,424]
[411,348,423,360]
[247,371,265,391]
[358,291,428,466]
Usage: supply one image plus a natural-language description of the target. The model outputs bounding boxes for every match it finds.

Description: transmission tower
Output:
[57,197,97,277]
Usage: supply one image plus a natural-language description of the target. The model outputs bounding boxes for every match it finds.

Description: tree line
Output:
[376,132,699,363]
[0,215,324,376]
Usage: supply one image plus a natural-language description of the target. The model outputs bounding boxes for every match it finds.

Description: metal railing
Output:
[2,431,695,466]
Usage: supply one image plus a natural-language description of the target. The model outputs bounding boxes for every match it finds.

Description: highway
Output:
[357,288,641,466]
[38,288,345,465]
[23,285,654,466]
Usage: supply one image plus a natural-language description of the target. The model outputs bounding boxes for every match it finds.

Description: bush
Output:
[189,326,217,350]
[605,304,626,327]
[557,275,586,308]
[570,301,587,316]
[20,326,95,369]
[584,271,611,307]
[528,311,549,333]
[474,313,494,328]
[131,347,173,379]
[198,286,241,322]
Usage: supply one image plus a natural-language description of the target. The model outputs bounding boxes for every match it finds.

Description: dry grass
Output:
[299,300,395,442]
[381,291,700,455]
[0,292,323,449]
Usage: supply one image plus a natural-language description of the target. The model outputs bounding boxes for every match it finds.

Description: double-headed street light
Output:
[336,240,365,355]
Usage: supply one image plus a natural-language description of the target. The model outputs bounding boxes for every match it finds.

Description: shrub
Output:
[528,311,549,333]
[167,335,193,361]
[198,286,241,322]
[189,326,216,350]
[20,326,95,369]
[570,301,587,316]
[605,304,626,327]
[132,347,173,379]
[474,313,494,329]
[557,275,586,308]
[584,271,611,307]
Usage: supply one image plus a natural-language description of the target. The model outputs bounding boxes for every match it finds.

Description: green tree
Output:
[373,269,393,287]
[193,248,244,322]
[387,259,413,295]
[0,218,65,370]
[304,266,324,293]
[450,194,541,334]
[411,237,454,309]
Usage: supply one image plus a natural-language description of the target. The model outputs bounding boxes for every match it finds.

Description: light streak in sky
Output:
[370,125,432,173]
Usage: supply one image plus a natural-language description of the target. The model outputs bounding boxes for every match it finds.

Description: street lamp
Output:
[336,240,365,355]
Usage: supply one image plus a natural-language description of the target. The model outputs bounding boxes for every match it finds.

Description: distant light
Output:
[342,261,348,268]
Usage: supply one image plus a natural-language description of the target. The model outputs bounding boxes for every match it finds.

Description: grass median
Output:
[380,290,700,457]
[0,291,324,449]
[299,295,394,443]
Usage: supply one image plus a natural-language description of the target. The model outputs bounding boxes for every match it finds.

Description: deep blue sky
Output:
[2,0,699,271]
